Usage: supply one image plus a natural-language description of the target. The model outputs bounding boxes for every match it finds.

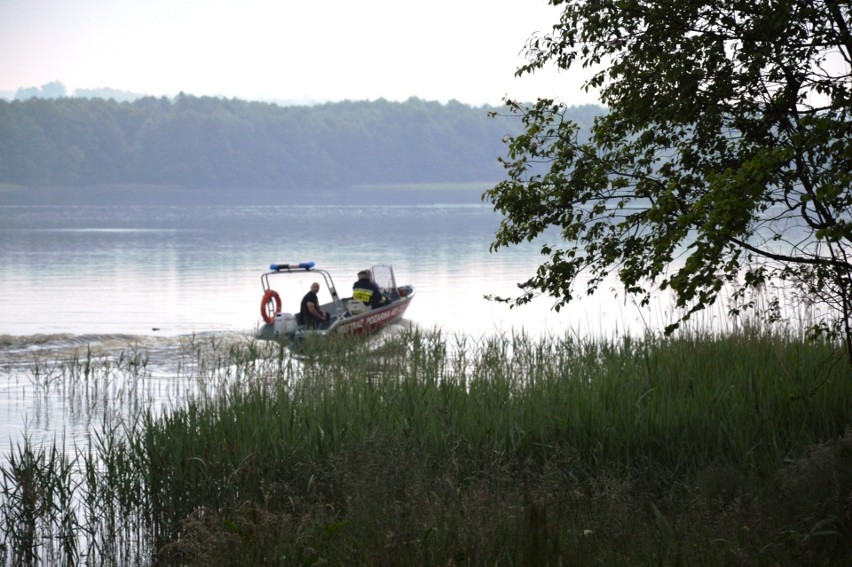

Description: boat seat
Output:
[347,300,371,315]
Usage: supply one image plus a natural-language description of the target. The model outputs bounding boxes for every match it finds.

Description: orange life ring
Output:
[260,289,282,324]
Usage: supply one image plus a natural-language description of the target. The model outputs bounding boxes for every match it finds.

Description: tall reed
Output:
[0,437,79,565]
[1,328,850,565]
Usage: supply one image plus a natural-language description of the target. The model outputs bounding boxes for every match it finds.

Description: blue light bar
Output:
[269,261,315,271]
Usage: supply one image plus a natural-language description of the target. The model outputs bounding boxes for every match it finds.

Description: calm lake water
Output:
[0,203,658,338]
[0,203,668,455]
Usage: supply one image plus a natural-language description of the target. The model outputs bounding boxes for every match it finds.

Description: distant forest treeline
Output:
[0,95,603,204]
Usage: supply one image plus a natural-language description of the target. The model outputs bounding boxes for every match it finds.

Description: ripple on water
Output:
[0,331,258,458]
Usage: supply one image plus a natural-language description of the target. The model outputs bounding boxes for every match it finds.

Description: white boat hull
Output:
[257,290,414,342]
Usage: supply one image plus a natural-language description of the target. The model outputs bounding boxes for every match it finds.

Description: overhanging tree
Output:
[485,0,852,359]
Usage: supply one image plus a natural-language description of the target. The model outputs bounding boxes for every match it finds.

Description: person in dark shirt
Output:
[300,282,329,329]
[353,269,386,309]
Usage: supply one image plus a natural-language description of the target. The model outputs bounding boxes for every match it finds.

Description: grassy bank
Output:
[1,329,850,565]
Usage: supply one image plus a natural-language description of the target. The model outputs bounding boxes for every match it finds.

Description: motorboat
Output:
[256,262,414,343]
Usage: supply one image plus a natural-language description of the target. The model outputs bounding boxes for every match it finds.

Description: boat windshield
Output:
[370,265,399,300]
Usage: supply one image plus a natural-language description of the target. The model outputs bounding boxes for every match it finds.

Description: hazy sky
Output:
[0,0,600,106]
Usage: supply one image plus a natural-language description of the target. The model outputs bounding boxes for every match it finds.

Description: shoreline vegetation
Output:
[1,328,850,565]
[0,97,607,207]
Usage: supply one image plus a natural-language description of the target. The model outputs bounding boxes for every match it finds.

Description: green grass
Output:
[1,328,850,565]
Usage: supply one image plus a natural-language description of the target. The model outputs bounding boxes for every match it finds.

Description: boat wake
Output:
[0,331,253,371]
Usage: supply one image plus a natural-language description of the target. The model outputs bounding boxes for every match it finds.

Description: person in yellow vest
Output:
[352,270,387,308]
